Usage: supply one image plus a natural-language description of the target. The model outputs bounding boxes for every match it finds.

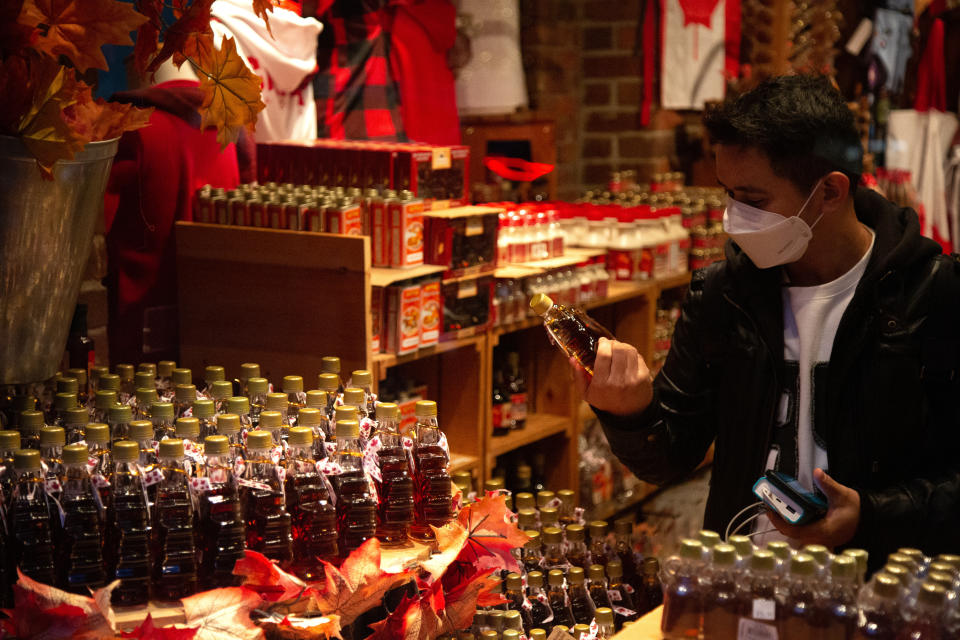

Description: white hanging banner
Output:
[660,0,727,111]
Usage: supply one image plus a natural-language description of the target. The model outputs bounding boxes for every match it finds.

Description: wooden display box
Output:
[423,205,503,279]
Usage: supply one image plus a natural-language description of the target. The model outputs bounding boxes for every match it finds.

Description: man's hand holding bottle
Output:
[570,338,654,416]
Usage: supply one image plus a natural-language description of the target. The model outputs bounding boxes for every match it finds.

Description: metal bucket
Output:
[0,135,119,384]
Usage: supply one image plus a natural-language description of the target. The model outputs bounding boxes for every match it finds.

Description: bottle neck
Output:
[375,418,401,444]
[416,419,440,444]
[204,455,234,485]
[112,460,142,488]
[63,462,92,496]
[15,468,44,492]
[287,444,315,467]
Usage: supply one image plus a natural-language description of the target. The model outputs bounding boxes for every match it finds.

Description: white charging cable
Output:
[724,501,766,541]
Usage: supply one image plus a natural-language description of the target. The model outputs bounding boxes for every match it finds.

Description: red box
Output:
[371,286,383,354]
[441,275,493,341]
[424,206,502,279]
[385,283,421,355]
[420,280,441,347]
[389,196,425,268]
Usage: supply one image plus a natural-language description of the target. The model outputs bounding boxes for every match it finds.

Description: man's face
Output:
[715,144,811,218]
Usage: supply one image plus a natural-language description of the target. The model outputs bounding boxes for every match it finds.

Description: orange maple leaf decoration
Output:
[18,0,148,72]
[196,35,265,148]
[181,586,265,640]
[0,570,119,639]
[250,0,274,37]
[453,493,530,575]
[232,549,309,603]
[312,537,415,628]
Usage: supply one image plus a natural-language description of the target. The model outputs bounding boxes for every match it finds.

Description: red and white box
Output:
[389,197,424,268]
[385,282,421,355]
[419,280,441,348]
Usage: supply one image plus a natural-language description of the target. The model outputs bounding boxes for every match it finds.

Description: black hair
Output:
[703,74,862,195]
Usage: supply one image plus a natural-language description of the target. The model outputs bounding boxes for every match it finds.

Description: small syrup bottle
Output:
[92,389,118,424]
[320,356,345,394]
[215,413,243,463]
[316,374,340,440]
[517,508,538,533]
[565,524,589,568]
[332,419,377,556]
[258,410,285,459]
[702,543,743,640]
[175,417,201,454]
[241,430,293,566]
[57,443,107,593]
[589,520,610,567]
[128,420,158,505]
[539,506,560,533]
[66,368,90,408]
[198,435,245,589]
[63,406,88,444]
[173,383,197,420]
[607,559,640,627]
[504,572,534,632]
[587,564,614,611]
[595,607,617,639]
[151,401,175,440]
[660,539,704,640]
[133,387,158,421]
[157,361,176,400]
[613,518,641,594]
[115,364,136,404]
[105,440,152,606]
[522,530,544,574]
[546,568,576,628]
[192,399,217,439]
[152,439,198,600]
[227,396,252,432]
[526,570,554,630]
[541,526,565,570]
[85,423,112,505]
[282,375,306,427]
[567,566,597,625]
[108,404,133,444]
[246,377,269,429]
[409,401,453,542]
[8,450,57,586]
[18,409,43,449]
[557,488,577,527]
[135,369,156,397]
[529,293,614,374]
[350,370,377,418]
[54,390,78,426]
[172,368,193,392]
[39,425,66,490]
[341,388,368,432]
[373,402,414,547]
[202,366,226,399]
[297,407,325,461]
[285,427,338,579]
[822,555,859,640]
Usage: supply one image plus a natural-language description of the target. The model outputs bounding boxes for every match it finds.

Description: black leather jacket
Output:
[598,189,960,570]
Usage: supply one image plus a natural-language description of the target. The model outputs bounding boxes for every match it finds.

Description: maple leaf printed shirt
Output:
[754,229,875,545]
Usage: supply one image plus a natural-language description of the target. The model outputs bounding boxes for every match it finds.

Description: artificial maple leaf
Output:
[233,550,309,603]
[366,587,444,640]
[62,82,153,142]
[195,34,264,148]
[454,494,529,575]
[120,613,199,640]
[132,0,163,76]
[17,62,89,178]
[1,571,118,640]
[437,569,502,632]
[312,537,415,627]
[418,521,468,584]
[258,614,342,639]
[176,32,215,74]
[250,0,274,37]
[181,587,264,640]
[18,0,148,72]
[150,0,215,72]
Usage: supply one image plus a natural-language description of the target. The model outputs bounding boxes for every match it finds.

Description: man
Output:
[575,75,960,567]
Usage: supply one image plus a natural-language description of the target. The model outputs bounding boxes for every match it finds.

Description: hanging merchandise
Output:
[948,145,960,253]
[886,19,958,253]
[871,9,913,95]
[454,0,528,117]
[659,0,729,111]
[210,0,324,142]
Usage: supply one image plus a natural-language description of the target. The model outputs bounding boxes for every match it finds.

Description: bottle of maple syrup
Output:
[504,572,534,632]
[115,364,136,404]
[296,406,326,462]
[85,423,112,505]
[63,406,88,444]
[105,440,152,606]
[227,396,252,432]
[133,387,158,421]
[198,435,245,589]
[152,439,198,600]
[8,450,57,586]
[316,373,340,440]
[18,409,43,449]
[590,521,611,567]
[409,401,453,542]
[174,384,197,420]
[216,413,243,463]
[530,293,614,375]
[373,402,414,546]
[702,543,742,640]
[350,370,377,418]
[108,404,133,444]
[541,526,565,569]
[240,430,293,566]
[209,381,234,415]
[57,443,107,593]
[175,416,201,451]
[285,426,338,579]
[257,410,285,460]
[39,425,65,491]
[567,566,597,625]
[333,419,377,556]
[320,357,345,394]
[588,564,614,611]
[158,361,176,401]
[246,377,269,429]
[282,375,306,427]
[547,568,576,628]
[151,401,175,440]
[565,524,589,568]
[607,559,640,628]
[238,363,260,397]
[192,399,217,439]
[92,389,118,425]
[265,393,289,435]
[526,570,555,630]
[53,391,78,427]
[522,530,544,574]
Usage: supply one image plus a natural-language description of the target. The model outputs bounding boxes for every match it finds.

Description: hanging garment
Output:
[872,9,914,95]
[210,0,324,142]
[659,0,727,111]
[947,145,960,252]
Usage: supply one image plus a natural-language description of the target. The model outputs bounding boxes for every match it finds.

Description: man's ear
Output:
[822,171,850,211]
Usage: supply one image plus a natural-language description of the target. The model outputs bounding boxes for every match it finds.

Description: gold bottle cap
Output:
[480,632,497,640]
[767,540,792,561]
[159,438,185,458]
[342,388,365,406]
[524,529,541,548]
[929,562,957,578]
[529,631,546,640]
[288,426,314,446]
[515,492,535,510]
[297,407,321,428]
[115,364,135,381]
[175,384,197,402]
[246,429,273,449]
[335,405,358,422]
[64,407,89,425]
[57,377,79,394]
[63,443,88,464]
[927,571,955,590]
[505,573,522,590]
[567,566,585,584]
[158,361,176,377]
[557,488,575,505]
[802,544,830,566]
[151,402,174,419]
[351,370,373,387]
[14,448,42,471]
[227,396,250,415]
[588,564,606,582]
[713,543,737,566]
[751,550,776,572]
[305,390,327,409]
[935,554,960,571]
[842,548,869,574]
[210,380,234,400]
[247,377,268,394]
[536,490,555,508]
[317,373,339,392]
[109,404,132,423]
[112,440,139,462]
[55,392,78,411]
[529,293,553,315]
[502,631,519,640]
[415,400,437,417]
[91,365,110,381]
[39,425,65,446]
[336,419,360,438]
[918,582,947,607]
[606,559,623,578]
[66,368,88,386]
[483,477,504,493]
[192,399,215,419]
[884,564,910,585]
[898,548,925,562]
[873,573,901,598]
[259,410,283,429]
[729,535,753,557]
[643,556,660,574]
[217,413,241,434]
[0,430,21,450]
[19,409,43,431]
[204,366,225,383]
[138,363,157,377]
[594,608,614,626]
[527,571,544,588]
[376,402,400,419]
[547,569,564,586]
[321,356,341,374]
[175,417,200,440]
[282,375,304,393]
[541,526,563,544]
[205,435,229,455]
[128,420,153,441]
[135,372,155,390]
[572,625,590,636]
[831,555,856,579]
[85,423,110,444]
[539,507,558,525]
[566,523,585,542]
[265,392,288,411]
[614,517,633,536]
[99,373,121,391]
[517,509,537,530]
[698,529,721,548]
[172,368,192,386]
[679,538,703,560]
[136,387,158,407]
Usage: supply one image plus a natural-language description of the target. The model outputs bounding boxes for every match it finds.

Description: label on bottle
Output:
[612,605,636,618]
[237,478,272,492]
[189,477,213,494]
[738,618,779,640]
[607,589,622,602]
[91,474,110,489]
[509,393,528,422]
[363,435,384,483]
[623,584,635,595]
[318,459,343,477]
[44,478,62,494]
[751,598,777,621]
[325,441,338,457]
[140,466,165,487]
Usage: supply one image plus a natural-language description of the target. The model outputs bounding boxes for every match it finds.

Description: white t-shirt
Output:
[754,229,876,544]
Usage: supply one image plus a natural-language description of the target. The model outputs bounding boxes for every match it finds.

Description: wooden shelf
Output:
[654,270,692,293]
[373,333,485,376]
[449,452,481,474]
[488,413,571,458]
[370,264,447,288]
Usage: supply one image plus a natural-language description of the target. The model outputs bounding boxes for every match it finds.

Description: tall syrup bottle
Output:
[282,376,306,427]
[105,440,152,606]
[7,450,56,587]
[372,402,414,546]
[529,293,614,375]
[285,427,338,579]
[350,370,377,419]
[241,430,293,565]
[85,423,112,506]
[297,406,326,461]
[198,435,245,589]
[332,419,377,556]
[152,439,198,600]
[409,400,452,542]
[57,443,107,593]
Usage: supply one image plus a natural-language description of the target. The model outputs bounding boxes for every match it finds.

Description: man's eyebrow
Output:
[716,178,767,194]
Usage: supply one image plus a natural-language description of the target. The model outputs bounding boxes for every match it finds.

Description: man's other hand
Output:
[571,338,654,416]
[767,468,861,549]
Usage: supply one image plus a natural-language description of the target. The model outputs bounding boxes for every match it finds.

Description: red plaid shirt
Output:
[312,0,406,140]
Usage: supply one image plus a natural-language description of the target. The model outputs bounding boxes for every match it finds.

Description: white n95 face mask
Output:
[722,181,824,269]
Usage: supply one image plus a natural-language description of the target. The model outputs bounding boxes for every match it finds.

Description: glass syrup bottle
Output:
[350,370,377,419]
[742,550,781,638]
[897,582,946,640]
[151,401,175,440]
[236,363,259,398]
[320,357,345,395]
[282,375,306,427]
[557,488,577,527]
[373,402,414,546]
[565,524,589,568]
[822,555,859,640]
[66,367,89,408]
[613,518,641,595]
[63,406,88,444]
[517,508,538,533]
[332,419,377,556]
[526,570,555,630]
[240,430,293,565]
[547,568,576,628]
[174,384,197,420]
[133,387,158,421]
[567,566,597,625]
[285,427,338,579]
[505,572,534,633]
[92,389,118,425]
[529,293,614,375]
[115,364,136,404]
[8,449,56,586]
[588,564,614,611]
[134,370,156,402]
[18,409,43,449]
[589,520,611,567]
[157,361,176,401]
[57,443,107,593]
[258,410,285,460]
[660,539,704,640]
[523,530,544,573]
[781,553,824,639]
[539,506,560,533]
[265,393,289,435]
[215,413,243,463]
[341,388,368,441]
[108,404,133,444]
[409,401,452,542]
[192,399,217,439]
[128,420,158,505]
[198,435,245,589]
[152,438,198,600]
[541,526,565,570]
[39,425,65,493]
[175,417,201,454]
[297,406,326,461]
[854,572,903,640]
[607,559,641,627]
[105,440,152,606]
[702,543,743,640]
[595,607,616,639]
[53,391,78,427]
[85,423,112,505]
[246,377,269,429]
[227,396,252,433]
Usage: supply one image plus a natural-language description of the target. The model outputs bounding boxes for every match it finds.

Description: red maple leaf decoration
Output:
[120,613,199,640]
[233,550,310,603]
